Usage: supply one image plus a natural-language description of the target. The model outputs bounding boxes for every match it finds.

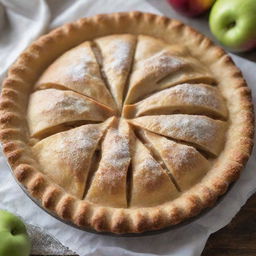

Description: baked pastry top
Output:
[0,12,254,234]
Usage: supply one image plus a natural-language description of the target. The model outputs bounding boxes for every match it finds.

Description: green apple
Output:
[209,0,256,52]
[0,210,31,256]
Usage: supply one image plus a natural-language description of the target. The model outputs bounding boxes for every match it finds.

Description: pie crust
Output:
[0,12,254,234]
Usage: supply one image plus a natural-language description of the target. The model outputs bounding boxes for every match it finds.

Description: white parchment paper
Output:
[0,1,255,255]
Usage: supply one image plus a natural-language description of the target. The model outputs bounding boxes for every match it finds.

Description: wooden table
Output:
[202,192,256,256]
[33,192,256,256]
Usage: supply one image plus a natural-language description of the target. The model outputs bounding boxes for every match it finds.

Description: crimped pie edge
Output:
[0,12,254,234]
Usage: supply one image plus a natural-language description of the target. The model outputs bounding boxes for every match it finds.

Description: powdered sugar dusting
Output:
[57,125,101,170]
[142,50,183,75]
[39,89,90,114]
[105,129,130,167]
[137,156,163,183]
[141,157,160,171]
[159,115,216,142]
[141,83,222,110]
[107,39,131,74]
[146,134,209,186]
[69,62,91,82]
[171,83,221,109]
[97,126,130,187]
[65,46,97,82]
[58,126,100,151]
[161,139,198,168]
[132,139,165,183]
[135,115,223,152]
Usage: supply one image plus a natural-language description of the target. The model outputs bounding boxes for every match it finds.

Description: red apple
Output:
[167,0,215,17]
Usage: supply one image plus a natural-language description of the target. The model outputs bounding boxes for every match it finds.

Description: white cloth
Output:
[0,0,255,255]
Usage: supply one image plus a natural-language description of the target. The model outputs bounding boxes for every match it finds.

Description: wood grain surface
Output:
[202,193,256,256]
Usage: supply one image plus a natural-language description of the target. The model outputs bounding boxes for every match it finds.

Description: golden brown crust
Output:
[0,12,254,234]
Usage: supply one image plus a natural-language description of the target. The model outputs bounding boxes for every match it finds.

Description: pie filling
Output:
[27,34,228,208]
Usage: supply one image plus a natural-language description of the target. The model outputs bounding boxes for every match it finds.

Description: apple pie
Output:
[0,12,254,234]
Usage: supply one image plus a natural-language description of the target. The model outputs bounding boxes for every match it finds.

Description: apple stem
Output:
[227,21,236,29]
[11,229,17,235]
